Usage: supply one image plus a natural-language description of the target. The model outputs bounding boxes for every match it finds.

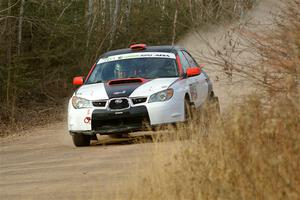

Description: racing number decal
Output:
[84,109,91,124]
[189,83,198,101]
[84,117,91,124]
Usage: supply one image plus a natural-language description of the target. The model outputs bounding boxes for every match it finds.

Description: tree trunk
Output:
[6,0,12,114]
[159,0,165,33]
[86,0,93,49]
[125,0,132,34]
[110,0,113,24]
[109,0,120,49]
[10,0,26,123]
[189,0,194,24]
[171,2,178,45]
[17,0,25,56]
[87,0,93,28]
[101,0,106,28]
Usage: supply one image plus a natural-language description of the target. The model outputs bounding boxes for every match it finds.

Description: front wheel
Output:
[72,133,91,147]
[184,99,195,122]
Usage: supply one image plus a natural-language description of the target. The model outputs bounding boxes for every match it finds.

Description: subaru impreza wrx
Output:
[68,44,219,146]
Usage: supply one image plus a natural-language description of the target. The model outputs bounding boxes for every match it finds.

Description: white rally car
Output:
[68,44,218,146]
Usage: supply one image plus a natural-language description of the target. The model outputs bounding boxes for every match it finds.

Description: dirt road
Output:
[0,123,159,199]
[0,1,279,199]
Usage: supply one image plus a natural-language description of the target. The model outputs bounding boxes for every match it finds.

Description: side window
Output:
[183,51,198,67]
[177,51,190,73]
[88,65,101,82]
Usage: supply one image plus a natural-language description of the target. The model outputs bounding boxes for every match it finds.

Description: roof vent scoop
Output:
[130,44,146,50]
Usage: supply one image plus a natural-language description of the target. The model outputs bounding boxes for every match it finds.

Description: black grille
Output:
[92,101,106,107]
[92,117,147,131]
[91,106,149,134]
[109,98,129,110]
[132,97,147,104]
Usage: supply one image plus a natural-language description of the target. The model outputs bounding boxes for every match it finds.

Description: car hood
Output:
[74,78,178,100]
[130,78,178,97]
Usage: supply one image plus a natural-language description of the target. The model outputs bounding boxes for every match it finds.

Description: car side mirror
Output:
[73,76,84,86]
[186,67,201,77]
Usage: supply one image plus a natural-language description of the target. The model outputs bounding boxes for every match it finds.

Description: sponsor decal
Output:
[97,52,176,64]
[189,83,198,100]
[113,90,126,95]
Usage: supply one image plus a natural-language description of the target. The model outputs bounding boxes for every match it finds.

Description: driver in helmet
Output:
[114,63,129,78]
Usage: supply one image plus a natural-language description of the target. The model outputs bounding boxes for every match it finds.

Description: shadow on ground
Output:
[90,133,154,146]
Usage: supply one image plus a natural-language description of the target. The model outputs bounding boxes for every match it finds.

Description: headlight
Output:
[148,88,174,103]
[72,96,92,109]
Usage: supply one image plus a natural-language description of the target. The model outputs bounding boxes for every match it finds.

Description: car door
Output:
[177,51,201,107]
[182,50,208,106]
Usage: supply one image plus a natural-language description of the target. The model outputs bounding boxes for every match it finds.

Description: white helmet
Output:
[114,63,127,78]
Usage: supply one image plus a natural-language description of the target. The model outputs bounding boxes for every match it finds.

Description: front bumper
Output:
[68,94,185,135]
[91,106,149,134]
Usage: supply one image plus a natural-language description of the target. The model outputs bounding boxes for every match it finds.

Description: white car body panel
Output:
[68,100,93,131]
[75,83,109,101]
[130,78,178,97]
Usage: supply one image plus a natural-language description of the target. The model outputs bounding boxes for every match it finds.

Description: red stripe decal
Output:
[85,63,96,82]
[176,55,183,75]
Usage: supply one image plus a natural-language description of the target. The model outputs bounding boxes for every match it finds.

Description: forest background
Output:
[0,0,254,135]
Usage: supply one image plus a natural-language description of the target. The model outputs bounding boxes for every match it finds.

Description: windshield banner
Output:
[97,52,176,64]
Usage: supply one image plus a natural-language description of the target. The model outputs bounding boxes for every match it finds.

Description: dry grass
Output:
[121,1,300,199]
[123,94,299,200]
[0,104,66,137]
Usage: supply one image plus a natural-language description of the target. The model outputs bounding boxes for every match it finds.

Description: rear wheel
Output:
[72,133,91,147]
[201,95,220,128]
[207,96,220,118]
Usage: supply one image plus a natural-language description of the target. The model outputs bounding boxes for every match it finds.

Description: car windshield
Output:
[86,57,179,84]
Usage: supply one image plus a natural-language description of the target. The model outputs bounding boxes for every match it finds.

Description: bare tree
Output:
[5,0,12,115]
[159,0,166,33]
[172,1,178,45]
[87,0,93,28]
[109,0,120,49]
[109,0,113,24]
[17,0,25,56]
[189,0,194,24]
[101,0,106,28]
[125,0,132,34]
[86,0,93,49]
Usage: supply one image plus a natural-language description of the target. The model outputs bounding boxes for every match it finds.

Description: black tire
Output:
[90,134,98,141]
[109,133,128,138]
[209,96,220,116]
[72,133,91,147]
[184,98,193,121]
[204,96,220,124]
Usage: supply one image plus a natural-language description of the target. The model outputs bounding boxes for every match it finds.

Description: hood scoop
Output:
[108,78,146,85]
